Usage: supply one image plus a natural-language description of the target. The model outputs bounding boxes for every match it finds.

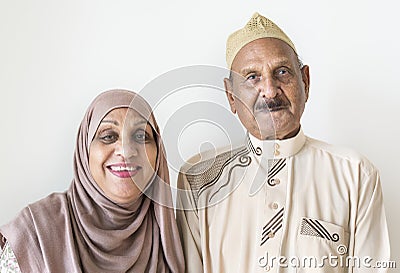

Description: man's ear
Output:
[301,65,310,102]
[224,77,236,114]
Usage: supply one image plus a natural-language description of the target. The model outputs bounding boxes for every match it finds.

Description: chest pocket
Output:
[295,217,349,273]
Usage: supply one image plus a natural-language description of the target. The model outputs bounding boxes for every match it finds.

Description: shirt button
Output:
[271,202,279,210]
[274,178,280,185]
[268,232,275,238]
[274,143,280,156]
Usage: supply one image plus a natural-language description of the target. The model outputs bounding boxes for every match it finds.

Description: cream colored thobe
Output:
[176,129,390,273]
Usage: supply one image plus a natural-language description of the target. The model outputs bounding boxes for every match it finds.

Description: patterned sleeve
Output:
[175,172,203,273]
[0,242,22,273]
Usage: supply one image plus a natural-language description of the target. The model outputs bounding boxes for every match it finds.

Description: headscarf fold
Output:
[0,89,184,273]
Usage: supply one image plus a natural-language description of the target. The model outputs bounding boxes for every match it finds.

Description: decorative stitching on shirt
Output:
[197,147,250,196]
[247,135,262,156]
[261,207,284,246]
[267,158,286,186]
[300,218,339,242]
[208,153,252,202]
[185,146,250,207]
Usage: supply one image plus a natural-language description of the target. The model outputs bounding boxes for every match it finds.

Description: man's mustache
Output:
[255,96,290,111]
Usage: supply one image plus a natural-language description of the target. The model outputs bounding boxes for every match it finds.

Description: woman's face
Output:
[89,108,157,204]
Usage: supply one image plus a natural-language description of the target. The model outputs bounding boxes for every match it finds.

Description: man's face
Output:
[224,38,310,140]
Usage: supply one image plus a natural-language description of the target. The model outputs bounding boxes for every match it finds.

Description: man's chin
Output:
[252,116,295,139]
[249,125,277,140]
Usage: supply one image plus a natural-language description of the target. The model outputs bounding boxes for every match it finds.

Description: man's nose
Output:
[257,75,280,99]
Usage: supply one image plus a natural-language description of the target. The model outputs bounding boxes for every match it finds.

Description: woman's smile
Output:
[106,162,142,178]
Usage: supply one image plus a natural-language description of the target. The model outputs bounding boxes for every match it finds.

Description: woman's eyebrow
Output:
[133,119,148,126]
[101,119,119,126]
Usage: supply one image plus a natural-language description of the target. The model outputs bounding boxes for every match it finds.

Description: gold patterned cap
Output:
[226,12,297,69]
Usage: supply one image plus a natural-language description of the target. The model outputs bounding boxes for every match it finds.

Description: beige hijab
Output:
[0,89,184,273]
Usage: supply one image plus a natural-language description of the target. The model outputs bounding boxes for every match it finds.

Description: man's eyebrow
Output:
[238,59,293,76]
[272,59,293,68]
[238,66,259,76]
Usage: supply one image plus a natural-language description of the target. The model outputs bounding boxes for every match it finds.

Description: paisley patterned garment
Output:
[0,242,21,273]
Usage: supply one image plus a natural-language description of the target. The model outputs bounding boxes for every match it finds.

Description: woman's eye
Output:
[100,134,117,143]
[133,130,147,143]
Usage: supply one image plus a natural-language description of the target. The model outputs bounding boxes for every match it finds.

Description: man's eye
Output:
[246,74,257,81]
[276,68,289,76]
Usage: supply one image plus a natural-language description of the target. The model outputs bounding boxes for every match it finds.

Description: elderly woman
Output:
[0,90,184,272]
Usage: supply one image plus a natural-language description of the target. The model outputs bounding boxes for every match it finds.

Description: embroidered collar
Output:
[247,128,306,159]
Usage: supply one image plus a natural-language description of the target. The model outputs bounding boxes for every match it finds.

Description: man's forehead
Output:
[235,59,292,74]
[244,38,295,56]
[231,38,296,69]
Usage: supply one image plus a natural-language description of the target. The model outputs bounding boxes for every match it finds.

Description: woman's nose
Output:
[114,140,138,158]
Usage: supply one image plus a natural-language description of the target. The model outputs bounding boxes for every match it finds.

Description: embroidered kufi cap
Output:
[226,12,297,69]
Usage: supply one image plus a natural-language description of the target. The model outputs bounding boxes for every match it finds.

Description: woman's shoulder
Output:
[28,192,69,212]
[1,192,69,239]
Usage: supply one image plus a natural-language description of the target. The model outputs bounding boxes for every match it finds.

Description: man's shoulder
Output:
[178,143,250,208]
[179,143,248,187]
[304,136,377,175]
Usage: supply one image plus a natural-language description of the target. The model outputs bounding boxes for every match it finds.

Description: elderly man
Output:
[176,13,390,272]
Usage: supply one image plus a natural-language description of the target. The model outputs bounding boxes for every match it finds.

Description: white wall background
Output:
[1,0,399,264]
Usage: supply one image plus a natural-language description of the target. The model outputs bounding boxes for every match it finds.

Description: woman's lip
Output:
[106,163,141,178]
[108,169,139,178]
